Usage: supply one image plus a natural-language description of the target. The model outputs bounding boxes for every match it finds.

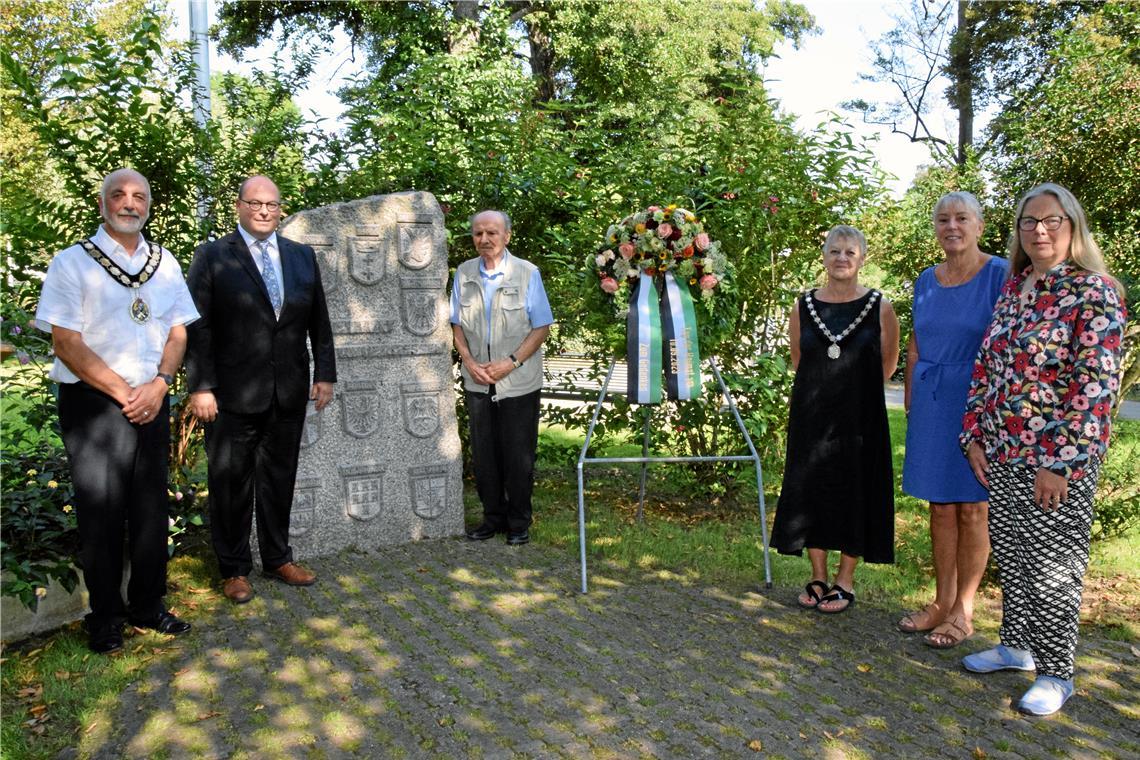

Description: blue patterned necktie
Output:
[256,238,282,317]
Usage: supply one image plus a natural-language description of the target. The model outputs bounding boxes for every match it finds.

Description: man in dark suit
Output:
[185,175,336,604]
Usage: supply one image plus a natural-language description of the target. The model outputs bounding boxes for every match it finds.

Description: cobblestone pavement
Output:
[81,539,1139,759]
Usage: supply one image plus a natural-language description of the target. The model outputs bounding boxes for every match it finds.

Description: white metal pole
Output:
[188,0,211,127]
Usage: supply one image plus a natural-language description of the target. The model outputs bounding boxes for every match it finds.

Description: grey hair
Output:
[470,209,512,232]
[932,191,983,223]
[823,224,866,256]
[100,168,151,203]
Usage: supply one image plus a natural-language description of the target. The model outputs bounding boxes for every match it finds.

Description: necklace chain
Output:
[805,289,879,360]
[939,256,984,287]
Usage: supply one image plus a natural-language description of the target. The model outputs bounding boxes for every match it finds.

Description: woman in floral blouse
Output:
[958,183,1126,716]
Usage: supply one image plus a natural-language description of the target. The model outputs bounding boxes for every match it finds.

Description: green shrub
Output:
[1093,419,1140,541]
[0,425,79,612]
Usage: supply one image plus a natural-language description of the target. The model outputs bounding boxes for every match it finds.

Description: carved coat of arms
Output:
[290,478,321,537]
[348,236,385,285]
[300,403,322,449]
[340,380,381,439]
[397,223,434,270]
[401,383,440,438]
[400,276,439,336]
[340,464,385,522]
[408,465,449,520]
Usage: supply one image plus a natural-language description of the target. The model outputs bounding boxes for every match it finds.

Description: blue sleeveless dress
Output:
[902,256,1008,502]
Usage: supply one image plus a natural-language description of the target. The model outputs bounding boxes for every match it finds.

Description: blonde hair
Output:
[1007,183,1114,287]
[823,224,866,257]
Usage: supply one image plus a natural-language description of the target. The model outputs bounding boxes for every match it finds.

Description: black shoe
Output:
[466,523,501,541]
[129,611,192,636]
[88,625,124,655]
[506,530,529,546]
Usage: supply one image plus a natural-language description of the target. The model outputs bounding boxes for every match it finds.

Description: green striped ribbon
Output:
[626,273,663,404]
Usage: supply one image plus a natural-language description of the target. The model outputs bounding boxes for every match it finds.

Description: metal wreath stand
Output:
[575,356,772,593]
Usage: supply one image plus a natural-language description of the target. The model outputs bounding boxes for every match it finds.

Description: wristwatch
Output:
[156,372,174,386]
[509,354,522,369]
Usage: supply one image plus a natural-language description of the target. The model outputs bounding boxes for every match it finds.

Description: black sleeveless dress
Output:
[771,289,895,563]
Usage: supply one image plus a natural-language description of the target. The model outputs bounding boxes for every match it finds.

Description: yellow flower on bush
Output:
[63,504,73,513]
[47,480,59,489]
[26,468,37,477]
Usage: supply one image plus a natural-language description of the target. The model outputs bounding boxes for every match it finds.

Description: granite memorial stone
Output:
[265,191,462,556]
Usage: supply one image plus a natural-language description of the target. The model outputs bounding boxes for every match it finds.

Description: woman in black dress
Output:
[772,225,900,613]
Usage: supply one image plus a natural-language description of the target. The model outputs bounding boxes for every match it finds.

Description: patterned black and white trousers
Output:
[987,460,1100,681]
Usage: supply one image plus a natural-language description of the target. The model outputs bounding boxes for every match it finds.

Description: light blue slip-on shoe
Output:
[962,644,1036,674]
[1018,675,1074,716]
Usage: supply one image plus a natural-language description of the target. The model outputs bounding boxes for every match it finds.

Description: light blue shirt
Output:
[449,249,554,335]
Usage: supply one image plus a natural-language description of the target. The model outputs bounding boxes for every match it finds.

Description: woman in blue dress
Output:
[898,192,1008,648]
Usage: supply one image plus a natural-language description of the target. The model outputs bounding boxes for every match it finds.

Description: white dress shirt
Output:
[34,225,199,387]
[236,225,284,294]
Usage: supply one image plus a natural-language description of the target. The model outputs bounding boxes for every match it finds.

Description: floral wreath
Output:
[592,205,729,303]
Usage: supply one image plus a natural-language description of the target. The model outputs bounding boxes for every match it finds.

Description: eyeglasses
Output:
[1017,215,1068,231]
[239,199,282,212]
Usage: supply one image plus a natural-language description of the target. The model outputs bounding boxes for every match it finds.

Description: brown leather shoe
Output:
[263,562,317,586]
[223,576,254,604]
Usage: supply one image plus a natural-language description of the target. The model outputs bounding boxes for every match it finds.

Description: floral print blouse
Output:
[960,261,1127,481]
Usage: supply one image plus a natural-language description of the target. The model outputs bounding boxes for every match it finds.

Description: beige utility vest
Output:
[455,254,544,399]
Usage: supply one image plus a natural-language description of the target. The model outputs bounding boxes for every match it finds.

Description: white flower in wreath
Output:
[652,210,666,222]
[672,210,687,226]
[613,257,632,280]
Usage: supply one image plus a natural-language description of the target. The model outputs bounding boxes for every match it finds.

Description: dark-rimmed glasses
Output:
[239,199,282,212]
[1017,215,1068,231]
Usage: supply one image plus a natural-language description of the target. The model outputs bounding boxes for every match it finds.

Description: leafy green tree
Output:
[849,0,1098,167]
[986,3,1140,398]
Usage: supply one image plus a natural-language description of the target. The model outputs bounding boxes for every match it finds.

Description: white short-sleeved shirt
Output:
[34,225,200,387]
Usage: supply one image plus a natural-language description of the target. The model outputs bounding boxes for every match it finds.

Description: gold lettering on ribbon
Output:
[669,339,679,375]
[638,342,650,394]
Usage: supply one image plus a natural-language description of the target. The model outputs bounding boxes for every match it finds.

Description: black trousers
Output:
[58,382,170,628]
[465,388,541,533]
[205,400,304,578]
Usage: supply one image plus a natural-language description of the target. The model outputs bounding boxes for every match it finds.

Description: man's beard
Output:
[105,212,146,235]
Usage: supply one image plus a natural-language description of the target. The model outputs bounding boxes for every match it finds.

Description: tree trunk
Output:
[526,13,555,103]
[450,0,480,55]
[953,0,973,166]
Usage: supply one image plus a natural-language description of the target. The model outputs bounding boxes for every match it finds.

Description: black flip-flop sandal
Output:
[797,580,830,609]
[817,585,856,614]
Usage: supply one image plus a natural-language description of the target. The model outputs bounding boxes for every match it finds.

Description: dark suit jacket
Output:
[185,230,336,414]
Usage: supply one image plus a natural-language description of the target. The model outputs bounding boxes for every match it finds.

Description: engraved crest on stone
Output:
[290,477,321,537]
[408,465,448,520]
[401,383,441,439]
[340,464,385,522]
[300,403,322,449]
[400,276,439,336]
[296,235,340,293]
[397,222,434,270]
[340,379,380,439]
[348,235,385,285]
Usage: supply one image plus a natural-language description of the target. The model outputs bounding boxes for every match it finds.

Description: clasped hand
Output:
[465,358,514,385]
[121,378,166,425]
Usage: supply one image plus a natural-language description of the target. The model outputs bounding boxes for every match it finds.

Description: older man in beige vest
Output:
[450,210,554,545]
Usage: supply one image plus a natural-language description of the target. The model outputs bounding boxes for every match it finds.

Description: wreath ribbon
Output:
[625,272,702,404]
[626,273,663,404]
[661,272,701,400]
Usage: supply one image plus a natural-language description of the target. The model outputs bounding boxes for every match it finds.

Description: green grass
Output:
[3,409,1138,759]
[524,410,1139,627]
